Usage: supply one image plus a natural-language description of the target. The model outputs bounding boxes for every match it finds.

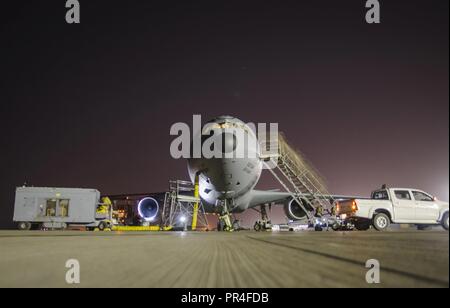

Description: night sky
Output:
[1,0,448,228]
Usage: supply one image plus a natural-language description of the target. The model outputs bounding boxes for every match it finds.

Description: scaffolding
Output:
[162,180,209,230]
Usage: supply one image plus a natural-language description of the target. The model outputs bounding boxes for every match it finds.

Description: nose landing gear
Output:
[217,199,235,232]
[217,212,234,232]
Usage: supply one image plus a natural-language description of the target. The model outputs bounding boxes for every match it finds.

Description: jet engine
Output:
[284,198,313,221]
[137,197,159,222]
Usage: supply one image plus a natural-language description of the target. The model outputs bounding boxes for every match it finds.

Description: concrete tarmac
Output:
[0,230,448,288]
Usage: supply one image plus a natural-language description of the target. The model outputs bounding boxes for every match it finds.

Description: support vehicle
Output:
[14,187,113,231]
[336,187,449,231]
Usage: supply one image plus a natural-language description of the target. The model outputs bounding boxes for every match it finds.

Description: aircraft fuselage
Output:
[187,116,263,214]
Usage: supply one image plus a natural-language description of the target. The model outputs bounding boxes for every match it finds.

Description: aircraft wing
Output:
[248,190,293,208]
[248,190,367,209]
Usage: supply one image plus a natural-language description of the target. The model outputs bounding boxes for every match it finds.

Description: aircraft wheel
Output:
[254,222,262,232]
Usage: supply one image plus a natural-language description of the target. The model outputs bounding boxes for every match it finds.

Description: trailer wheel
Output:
[18,222,31,231]
[442,212,449,231]
[373,213,390,231]
[98,221,107,231]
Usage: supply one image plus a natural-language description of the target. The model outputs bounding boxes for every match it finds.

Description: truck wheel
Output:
[373,213,390,231]
[355,221,371,231]
[254,222,262,232]
[18,222,31,231]
[442,212,449,231]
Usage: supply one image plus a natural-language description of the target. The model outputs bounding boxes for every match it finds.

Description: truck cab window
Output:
[413,191,433,202]
[394,190,411,200]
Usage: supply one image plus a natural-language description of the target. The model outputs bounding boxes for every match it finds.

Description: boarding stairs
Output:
[260,133,336,225]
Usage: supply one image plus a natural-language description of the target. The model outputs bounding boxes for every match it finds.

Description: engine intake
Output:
[137,197,159,221]
[284,198,312,221]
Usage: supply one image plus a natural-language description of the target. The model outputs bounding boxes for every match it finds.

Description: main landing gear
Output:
[253,205,272,232]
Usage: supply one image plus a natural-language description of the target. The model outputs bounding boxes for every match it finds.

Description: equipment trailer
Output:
[13,187,112,231]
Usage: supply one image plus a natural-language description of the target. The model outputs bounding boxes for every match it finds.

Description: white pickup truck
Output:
[336,187,449,231]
